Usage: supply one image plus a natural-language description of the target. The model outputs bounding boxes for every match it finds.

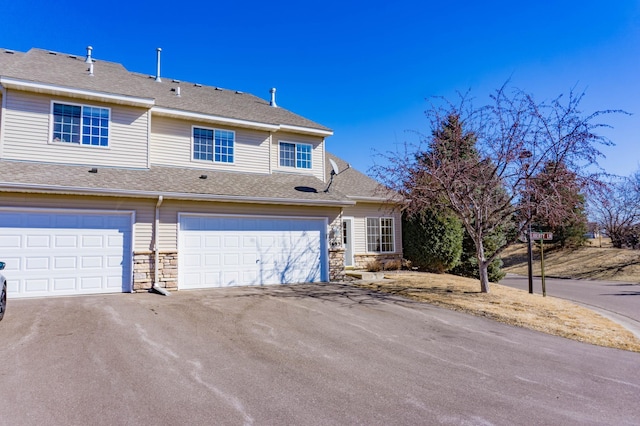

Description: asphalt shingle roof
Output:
[0,160,352,206]
[0,47,391,206]
[325,152,396,201]
[0,48,331,132]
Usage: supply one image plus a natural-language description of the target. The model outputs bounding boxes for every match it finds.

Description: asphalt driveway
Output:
[1,284,639,425]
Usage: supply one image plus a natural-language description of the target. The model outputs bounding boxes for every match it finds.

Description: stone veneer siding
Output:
[329,248,346,282]
[133,251,178,292]
[353,253,403,270]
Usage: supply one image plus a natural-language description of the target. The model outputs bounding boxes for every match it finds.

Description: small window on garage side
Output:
[366,217,395,252]
[279,142,312,169]
[52,102,110,147]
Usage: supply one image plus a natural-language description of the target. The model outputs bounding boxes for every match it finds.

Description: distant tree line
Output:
[590,171,640,249]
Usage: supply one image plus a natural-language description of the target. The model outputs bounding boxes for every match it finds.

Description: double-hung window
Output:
[366,217,395,252]
[52,102,110,147]
[193,127,235,163]
[279,142,312,169]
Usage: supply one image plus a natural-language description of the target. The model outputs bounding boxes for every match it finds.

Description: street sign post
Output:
[530,232,553,296]
[530,232,553,241]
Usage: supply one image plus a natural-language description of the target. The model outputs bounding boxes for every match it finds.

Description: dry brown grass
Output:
[502,242,640,282]
[355,272,640,352]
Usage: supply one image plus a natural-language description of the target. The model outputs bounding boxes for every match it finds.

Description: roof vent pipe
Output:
[155,48,162,83]
[88,62,94,76]
[176,86,181,97]
[85,46,93,63]
[270,87,277,108]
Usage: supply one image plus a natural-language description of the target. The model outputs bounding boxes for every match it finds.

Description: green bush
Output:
[402,208,463,273]
[451,230,505,282]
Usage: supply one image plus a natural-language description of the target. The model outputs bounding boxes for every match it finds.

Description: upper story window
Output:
[366,217,395,252]
[52,102,110,147]
[193,127,235,163]
[279,142,312,169]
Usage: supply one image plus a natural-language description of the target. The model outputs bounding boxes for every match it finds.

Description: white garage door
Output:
[0,209,133,298]
[179,214,328,289]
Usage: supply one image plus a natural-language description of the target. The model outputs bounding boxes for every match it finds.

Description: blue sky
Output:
[2,1,639,176]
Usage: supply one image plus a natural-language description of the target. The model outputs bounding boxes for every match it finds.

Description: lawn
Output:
[355,271,640,353]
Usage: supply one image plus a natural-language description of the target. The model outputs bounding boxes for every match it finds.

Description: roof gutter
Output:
[152,107,333,136]
[152,107,280,132]
[0,183,356,207]
[0,77,155,108]
[347,195,406,203]
[279,124,333,137]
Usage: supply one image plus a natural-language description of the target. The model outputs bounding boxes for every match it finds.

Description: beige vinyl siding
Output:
[342,202,402,255]
[2,91,149,168]
[271,131,325,181]
[150,116,270,173]
[0,193,155,252]
[157,199,340,249]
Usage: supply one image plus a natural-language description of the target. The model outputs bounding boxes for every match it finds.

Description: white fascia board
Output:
[347,195,405,203]
[279,124,333,137]
[0,77,155,108]
[152,107,333,136]
[0,183,356,207]
[152,107,280,132]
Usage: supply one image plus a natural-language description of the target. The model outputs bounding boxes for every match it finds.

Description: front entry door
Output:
[342,218,354,267]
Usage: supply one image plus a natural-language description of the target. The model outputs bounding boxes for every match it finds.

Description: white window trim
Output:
[278,141,313,170]
[191,125,236,165]
[49,100,111,149]
[365,216,395,253]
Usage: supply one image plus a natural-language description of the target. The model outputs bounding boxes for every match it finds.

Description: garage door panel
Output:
[107,255,123,268]
[54,278,76,291]
[81,276,103,290]
[25,279,48,293]
[26,257,49,270]
[81,256,103,268]
[183,234,201,248]
[55,235,78,247]
[82,235,104,248]
[179,215,327,289]
[223,253,240,266]
[26,234,50,248]
[243,253,256,265]
[0,235,21,248]
[0,210,132,298]
[204,235,221,248]
[204,253,221,266]
[54,257,76,269]
[221,271,240,286]
[224,236,240,248]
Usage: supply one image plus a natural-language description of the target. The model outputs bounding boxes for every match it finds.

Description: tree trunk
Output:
[478,261,490,293]
[475,237,491,293]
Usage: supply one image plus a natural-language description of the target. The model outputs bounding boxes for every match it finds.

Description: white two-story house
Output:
[0,46,402,299]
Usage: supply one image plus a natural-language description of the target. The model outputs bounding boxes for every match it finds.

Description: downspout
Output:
[268,132,273,174]
[0,85,7,158]
[151,195,170,295]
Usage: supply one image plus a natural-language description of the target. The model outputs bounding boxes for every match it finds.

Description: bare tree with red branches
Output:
[374,85,625,293]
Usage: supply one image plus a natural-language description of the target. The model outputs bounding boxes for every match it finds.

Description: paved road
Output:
[500,274,640,336]
[1,284,639,425]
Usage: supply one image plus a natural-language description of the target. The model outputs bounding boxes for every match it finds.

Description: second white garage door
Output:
[179,214,328,289]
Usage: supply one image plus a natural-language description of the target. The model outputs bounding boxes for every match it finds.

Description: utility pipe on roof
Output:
[155,48,162,83]
[152,195,170,295]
